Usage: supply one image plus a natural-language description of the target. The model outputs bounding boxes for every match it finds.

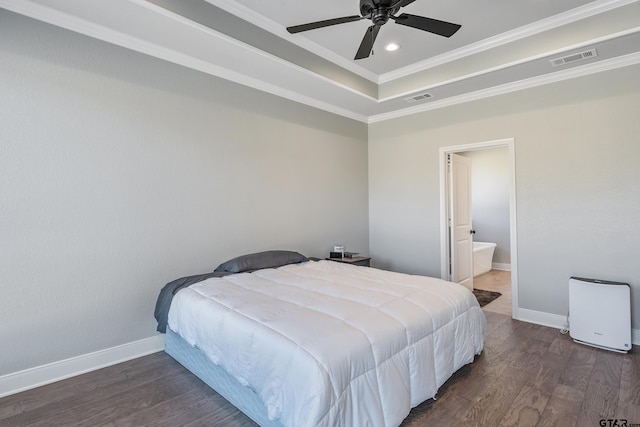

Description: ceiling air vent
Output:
[550,48,598,67]
[405,92,433,103]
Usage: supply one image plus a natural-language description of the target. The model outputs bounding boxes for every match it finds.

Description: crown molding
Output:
[203,0,380,83]
[132,0,377,115]
[369,51,640,123]
[1,0,638,124]
[378,26,640,103]
[0,0,371,122]
[378,0,639,83]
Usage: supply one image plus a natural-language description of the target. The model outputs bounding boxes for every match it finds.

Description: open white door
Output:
[448,153,474,291]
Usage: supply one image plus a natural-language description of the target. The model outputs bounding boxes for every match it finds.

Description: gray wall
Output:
[369,64,640,329]
[460,148,511,265]
[0,11,368,376]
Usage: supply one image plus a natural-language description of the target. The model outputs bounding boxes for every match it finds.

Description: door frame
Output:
[439,138,518,318]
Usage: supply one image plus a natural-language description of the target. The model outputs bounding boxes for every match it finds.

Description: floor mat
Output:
[472,288,502,307]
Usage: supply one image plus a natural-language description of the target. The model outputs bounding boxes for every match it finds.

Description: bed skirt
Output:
[165,328,284,427]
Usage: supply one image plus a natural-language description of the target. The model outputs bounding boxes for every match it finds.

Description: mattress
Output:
[165,328,283,427]
[167,260,486,427]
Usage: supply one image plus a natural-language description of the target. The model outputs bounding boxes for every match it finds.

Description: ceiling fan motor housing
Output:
[372,8,392,25]
[361,0,398,25]
[360,0,376,16]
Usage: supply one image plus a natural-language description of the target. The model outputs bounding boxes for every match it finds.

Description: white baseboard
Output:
[516,308,567,330]
[492,262,511,271]
[0,335,165,398]
[516,308,640,346]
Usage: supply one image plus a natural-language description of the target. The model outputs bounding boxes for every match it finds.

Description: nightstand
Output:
[326,256,371,267]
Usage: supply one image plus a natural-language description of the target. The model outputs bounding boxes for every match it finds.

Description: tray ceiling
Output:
[2,0,639,122]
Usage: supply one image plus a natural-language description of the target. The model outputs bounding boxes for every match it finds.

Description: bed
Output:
[155,251,486,427]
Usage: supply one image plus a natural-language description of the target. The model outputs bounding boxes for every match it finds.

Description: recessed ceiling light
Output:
[385,42,400,52]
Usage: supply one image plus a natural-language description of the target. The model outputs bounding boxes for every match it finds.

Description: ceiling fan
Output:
[286,0,461,60]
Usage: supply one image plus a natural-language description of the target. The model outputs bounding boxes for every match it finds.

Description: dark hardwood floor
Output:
[1,311,639,426]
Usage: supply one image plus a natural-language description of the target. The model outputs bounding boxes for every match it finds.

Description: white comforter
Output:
[168,260,486,427]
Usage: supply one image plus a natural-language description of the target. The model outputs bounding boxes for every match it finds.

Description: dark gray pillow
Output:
[214,250,308,273]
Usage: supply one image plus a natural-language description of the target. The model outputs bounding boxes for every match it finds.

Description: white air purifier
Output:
[569,276,631,353]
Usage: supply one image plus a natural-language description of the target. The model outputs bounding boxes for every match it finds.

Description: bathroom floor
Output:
[474,269,512,315]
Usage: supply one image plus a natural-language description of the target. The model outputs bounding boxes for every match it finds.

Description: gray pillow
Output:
[214,250,308,273]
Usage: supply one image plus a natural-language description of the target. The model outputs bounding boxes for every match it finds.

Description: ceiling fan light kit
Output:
[286,0,461,60]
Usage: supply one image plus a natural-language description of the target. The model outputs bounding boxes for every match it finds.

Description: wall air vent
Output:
[404,92,433,103]
[550,48,598,67]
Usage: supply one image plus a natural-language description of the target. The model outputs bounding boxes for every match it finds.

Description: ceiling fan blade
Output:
[354,25,381,60]
[287,15,363,34]
[393,13,461,37]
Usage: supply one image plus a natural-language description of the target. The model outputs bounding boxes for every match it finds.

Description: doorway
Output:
[439,138,518,318]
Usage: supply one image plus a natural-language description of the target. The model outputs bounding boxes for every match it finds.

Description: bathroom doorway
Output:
[439,138,518,318]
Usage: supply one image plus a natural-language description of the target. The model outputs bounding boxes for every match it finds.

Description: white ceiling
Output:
[2,0,639,122]
[226,0,598,75]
